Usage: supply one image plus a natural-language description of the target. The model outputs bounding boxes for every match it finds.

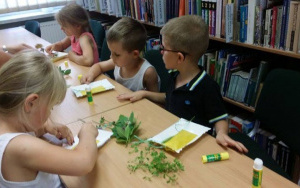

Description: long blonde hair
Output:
[0,50,66,120]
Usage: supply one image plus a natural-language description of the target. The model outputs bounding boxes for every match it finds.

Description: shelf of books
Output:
[79,0,300,184]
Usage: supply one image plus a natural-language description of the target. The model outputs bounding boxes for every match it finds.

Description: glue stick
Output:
[252,158,263,188]
[85,85,93,105]
[78,74,82,81]
[202,152,229,163]
[64,60,69,67]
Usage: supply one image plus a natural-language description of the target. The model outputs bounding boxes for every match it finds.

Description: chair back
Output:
[25,20,41,37]
[144,50,168,92]
[100,37,114,79]
[255,69,300,155]
[89,19,105,57]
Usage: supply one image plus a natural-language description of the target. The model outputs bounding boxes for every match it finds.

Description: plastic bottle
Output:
[202,152,229,163]
[252,158,263,188]
[85,85,93,105]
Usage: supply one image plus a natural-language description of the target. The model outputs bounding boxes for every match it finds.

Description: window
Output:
[0,0,75,14]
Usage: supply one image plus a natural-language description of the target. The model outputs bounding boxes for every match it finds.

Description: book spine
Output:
[247,0,257,44]
[281,0,291,50]
[285,1,297,51]
[275,6,283,49]
[270,6,278,48]
[240,5,248,43]
[216,0,222,38]
[179,0,185,16]
[225,3,234,43]
[291,2,300,52]
[211,0,216,36]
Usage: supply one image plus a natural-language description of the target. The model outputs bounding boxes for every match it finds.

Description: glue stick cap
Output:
[221,152,229,160]
[253,158,263,170]
[85,85,91,91]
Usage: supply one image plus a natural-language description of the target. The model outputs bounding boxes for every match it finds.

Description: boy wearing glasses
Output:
[118,15,248,153]
[81,17,160,92]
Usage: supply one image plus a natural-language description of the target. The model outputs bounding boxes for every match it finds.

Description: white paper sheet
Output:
[70,79,115,97]
[148,118,211,153]
[63,129,113,150]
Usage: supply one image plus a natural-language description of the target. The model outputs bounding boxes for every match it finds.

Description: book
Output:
[275,5,283,49]
[216,0,223,37]
[225,1,234,42]
[279,0,291,50]
[179,0,186,16]
[243,67,258,104]
[285,1,299,51]
[292,2,300,52]
[239,4,248,43]
[229,116,243,133]
[250,60,270,107]
[263,8,272,47]
[270,5,278,48]
[247,0,259,44]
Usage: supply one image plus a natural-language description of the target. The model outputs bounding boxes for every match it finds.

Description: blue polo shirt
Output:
[165,69,228,130]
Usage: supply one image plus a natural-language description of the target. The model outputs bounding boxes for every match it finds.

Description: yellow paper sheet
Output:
[163,130,197,151]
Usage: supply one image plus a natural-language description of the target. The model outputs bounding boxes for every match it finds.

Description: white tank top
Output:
[114,59,160,91]
[0,133,63,188]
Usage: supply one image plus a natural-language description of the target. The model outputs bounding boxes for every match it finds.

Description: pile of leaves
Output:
[58,66,71,75]
[128,145,184,184]
[97,112,140,146]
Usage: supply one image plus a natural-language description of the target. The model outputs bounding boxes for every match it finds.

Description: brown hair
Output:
[160,15,209,63]
[55,3,92,33]
[106,17,147,52]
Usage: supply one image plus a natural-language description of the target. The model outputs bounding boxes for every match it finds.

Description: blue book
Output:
[240,5,248,43]
[280,0,291,49]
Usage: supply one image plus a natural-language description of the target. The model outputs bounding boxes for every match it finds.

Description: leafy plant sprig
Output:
[58,66,71,75]
[128,145,184,184]
[97,112,141,146]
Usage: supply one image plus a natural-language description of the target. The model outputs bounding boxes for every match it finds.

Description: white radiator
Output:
[40,21,65,44]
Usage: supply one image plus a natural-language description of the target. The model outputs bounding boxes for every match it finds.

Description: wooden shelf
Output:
[223,97,255,113]
[209,37,300,60]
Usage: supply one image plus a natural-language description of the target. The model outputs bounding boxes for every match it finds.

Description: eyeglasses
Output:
[159,45,188,58]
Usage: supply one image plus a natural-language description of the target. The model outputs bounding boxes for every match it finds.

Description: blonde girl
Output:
[0,50,98,188]
[46,3,99,66]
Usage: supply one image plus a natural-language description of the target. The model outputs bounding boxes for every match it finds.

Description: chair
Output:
[25,20,41,37]
[100,37,114,79]
[144,50,168,92]
[229,68,300,179]
[89,19,105,57]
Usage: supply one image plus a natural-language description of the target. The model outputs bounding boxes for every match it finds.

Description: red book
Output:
[179,0,185,16]
[270,6,278,48]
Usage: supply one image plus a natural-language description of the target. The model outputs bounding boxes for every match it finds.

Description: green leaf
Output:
[129,112,134,122]
[64,69,71,75]
[115,126,126,138]
[125,124,131,139]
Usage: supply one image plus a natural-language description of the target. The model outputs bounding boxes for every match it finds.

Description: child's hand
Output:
[80,73,95,84]
[117,91,145,102]
[78,123,98,139]
[45,43,61,54]
[216,132,248,153]
[7,43,33,54]
[44,123,74,145]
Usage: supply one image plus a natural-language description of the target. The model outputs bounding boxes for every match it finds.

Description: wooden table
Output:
[0,27,50,48]
[61,99,298,188]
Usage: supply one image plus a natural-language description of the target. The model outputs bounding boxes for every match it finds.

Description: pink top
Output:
[70,32,99,64]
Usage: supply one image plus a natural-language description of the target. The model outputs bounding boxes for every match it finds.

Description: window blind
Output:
[0,0,75,14]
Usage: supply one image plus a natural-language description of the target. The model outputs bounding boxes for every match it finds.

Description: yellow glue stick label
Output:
[202,152,229,163]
